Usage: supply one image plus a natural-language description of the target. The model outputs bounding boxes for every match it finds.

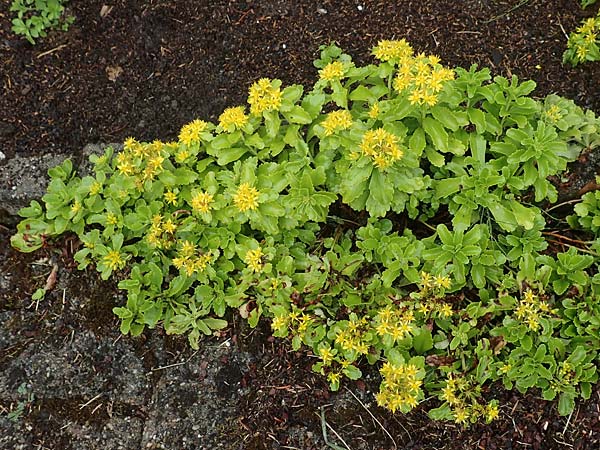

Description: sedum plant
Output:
[10,0,74,45]
[563,9,600,66]
[11,39,600,425]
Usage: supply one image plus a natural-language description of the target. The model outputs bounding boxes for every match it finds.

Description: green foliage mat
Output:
[11,40,600,425]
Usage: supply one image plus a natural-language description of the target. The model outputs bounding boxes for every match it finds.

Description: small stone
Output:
[0,151,5,161]
[317,7,327,14]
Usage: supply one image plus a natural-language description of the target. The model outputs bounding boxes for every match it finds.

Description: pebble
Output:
[0,151,5,161]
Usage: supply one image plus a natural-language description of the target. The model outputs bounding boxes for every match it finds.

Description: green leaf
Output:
[342,365,362,380]
[285,105,313,124]
[408,127,426,156]
[366,170,393,217]
[413,328,433,354]
[423,117,449,152]
[558,392,575,416]
[204,318,229,330]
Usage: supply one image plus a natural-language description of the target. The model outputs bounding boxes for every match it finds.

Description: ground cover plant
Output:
[9,0,73,45]
[11,39,600,427]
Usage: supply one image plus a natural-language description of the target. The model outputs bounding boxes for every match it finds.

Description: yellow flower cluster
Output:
[233,183,260,212]
[219,106,249,131]
[146,214,177,249]
[190,190,214,214]
[376,362,422,413]
[514,289,552,332]
[335,316,370,355]
[571,16,600,63]
[359,128,403,170]
[179,119,209,146]
[319,61,346,81]
[374,306,414,342]
[394,53,455,107]
[171,240,211,276]
[372,39,413,62]
[116,138,170,183]
[248,78,282,115]
[321,109,353,136]
[420,271,452,291]
[543,104,563,124]
[103,249,125,271]
[244,248,265,273]
[441,374,499,424]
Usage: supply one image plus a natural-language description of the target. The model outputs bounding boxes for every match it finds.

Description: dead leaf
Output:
[238,303,250,319]
[106,65,123,82]
[44,264,59,292]
[100,5,113,18]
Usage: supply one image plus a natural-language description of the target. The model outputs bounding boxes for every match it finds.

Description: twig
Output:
[484,0,533,24]
[556,16,570,41]
[150,350,199,371]
[344,387,400,447]
[542,231,592,246]
[545,198,581,213]
[36,44,67,59]
[319,406,351,450]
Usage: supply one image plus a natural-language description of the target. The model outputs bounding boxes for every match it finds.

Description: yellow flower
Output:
[420,271,433,289]
[123,137,139,152]
[319,61,345,81]
[318,346,335,365]
[190,191,214,213]
[485,403,499,422]
[233,183,260,212]
[179,119,209,146]
[434,275,451,290]
[271,315,289,331]
[164,190,178,205]
[327,371,341,385]
[438,303,453,318]
[219,106,249,131]
[372,39,413,62]
[70,200,82,215]
[245,247,265,273]
[148,155,164,170]
[175,149,191,163]
[162,218,177,234]
[103,250,124,271]
[248,78,282,115]
[89,181,103,195]
[321,110,353,136]
[106,212,118,226]
[180,240,196,258]
[499,363,512,375]
[368,103,380,119]
[454,407,469,424]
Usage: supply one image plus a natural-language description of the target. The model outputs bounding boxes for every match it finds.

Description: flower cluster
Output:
[245,247,265,273]
[373,305,415,342]
[233,183,260,212]
[319,61,346,81]
[514,289,553,331]
[372,39,413,62]
[179,119,209,146]
[359,128,403,170]
[248,78,282,115]
[172,240,212,276]
[219,106,249,132]
[335,315,370,355]
[146,213,177,249]
[440,374,499,424]
[189,190,214,214]
[321,109,353,136]
[376,361,423,413]
[564,14,600,66]
[393,53,454,106]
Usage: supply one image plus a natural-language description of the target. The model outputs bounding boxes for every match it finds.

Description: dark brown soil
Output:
[1,1,600,449]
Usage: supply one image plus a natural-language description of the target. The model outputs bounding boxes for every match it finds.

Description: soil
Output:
[1,1,600,449]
